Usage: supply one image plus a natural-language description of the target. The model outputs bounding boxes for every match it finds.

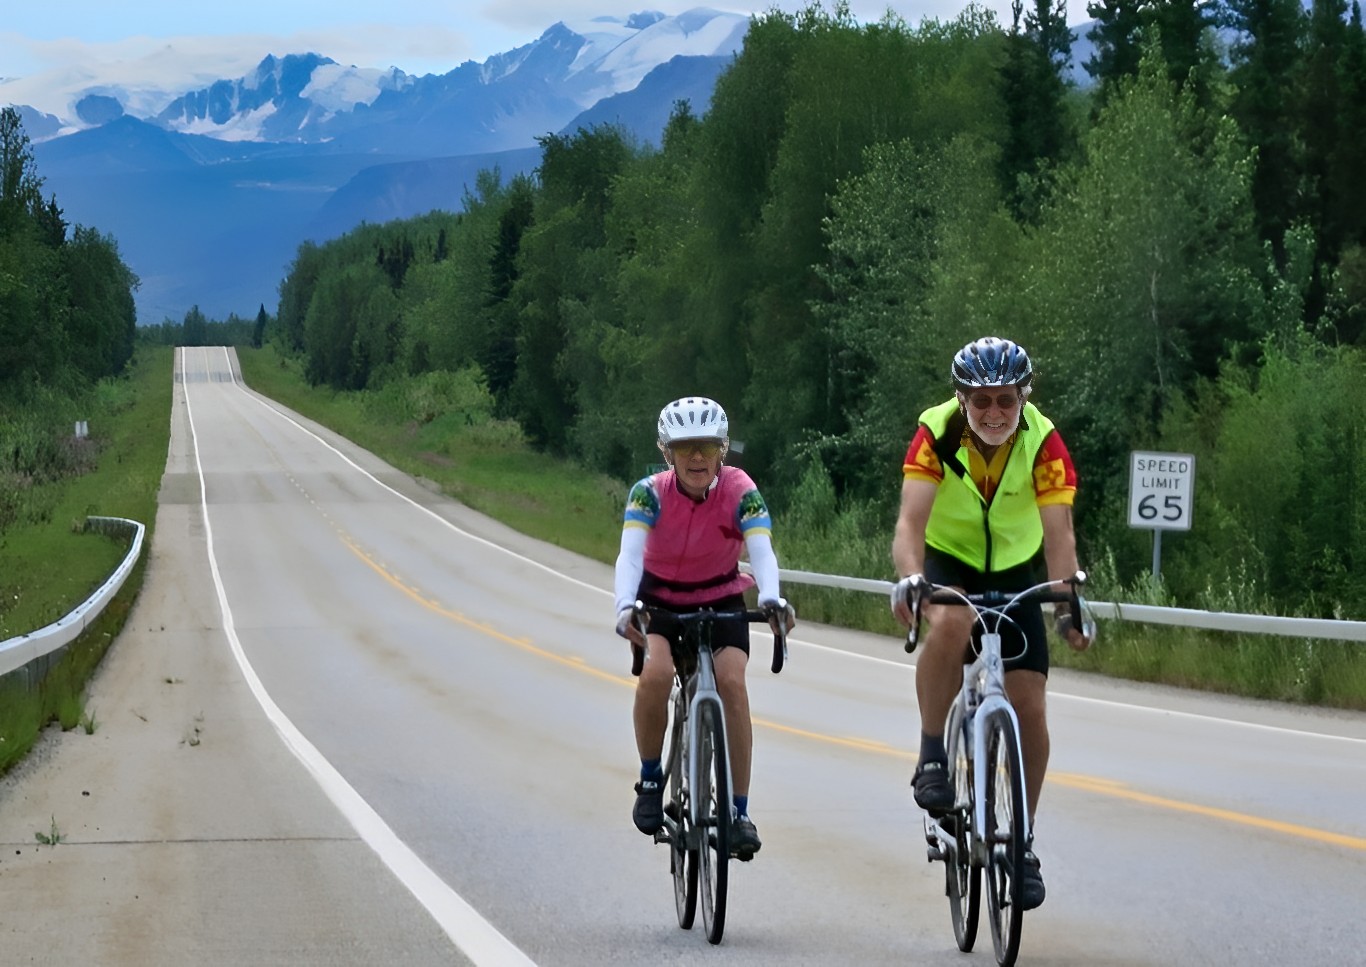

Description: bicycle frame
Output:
[912,576,1084,845]
[904,572,1088,966]
[630,603,787,945]
[642,608,786,836]
[961,620,1027,852]
[682,646,725,831]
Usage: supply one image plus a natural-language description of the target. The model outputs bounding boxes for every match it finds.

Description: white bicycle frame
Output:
[964,625,1031,857]
[921,575,1089,858]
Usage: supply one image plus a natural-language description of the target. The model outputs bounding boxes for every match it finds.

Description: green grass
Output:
[0,346,172,639]
[0,345,172,774]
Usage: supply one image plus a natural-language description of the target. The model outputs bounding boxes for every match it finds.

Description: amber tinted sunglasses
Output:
[669,440,722,458]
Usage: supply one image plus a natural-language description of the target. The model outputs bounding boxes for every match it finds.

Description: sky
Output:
[2,2,1098,85]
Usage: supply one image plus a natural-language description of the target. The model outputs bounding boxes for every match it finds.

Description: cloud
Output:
[0,26,496,118]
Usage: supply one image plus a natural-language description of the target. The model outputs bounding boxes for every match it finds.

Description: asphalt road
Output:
[1,345,1363,965]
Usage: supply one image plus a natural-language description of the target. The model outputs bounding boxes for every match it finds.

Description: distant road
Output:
[2,345,1363,965]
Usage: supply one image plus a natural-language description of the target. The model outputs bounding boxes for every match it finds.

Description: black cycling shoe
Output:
[730,815,762,860]
[633,779,664,834]
[1019,849,1046,910]
[912,759,954,816]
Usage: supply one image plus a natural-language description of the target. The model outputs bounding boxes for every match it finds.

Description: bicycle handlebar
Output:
[629,604,788,676]
[901,572,1088,654]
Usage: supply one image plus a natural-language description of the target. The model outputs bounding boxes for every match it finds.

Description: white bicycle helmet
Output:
[657,397,729,455]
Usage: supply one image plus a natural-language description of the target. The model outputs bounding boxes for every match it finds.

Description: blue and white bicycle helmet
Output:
[952,336,1034,391]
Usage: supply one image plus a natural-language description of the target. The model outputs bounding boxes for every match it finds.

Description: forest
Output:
[1,107,139,533]
[7,1,1366,623]
[263,1,1366,620]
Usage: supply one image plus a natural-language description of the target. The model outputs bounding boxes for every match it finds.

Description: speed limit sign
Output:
[1128,451,1195,531]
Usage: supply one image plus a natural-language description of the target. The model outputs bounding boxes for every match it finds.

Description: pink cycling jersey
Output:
[622,466,774,607]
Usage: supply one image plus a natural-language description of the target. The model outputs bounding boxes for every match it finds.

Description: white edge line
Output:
[190,348,536,966]
[220,349,1366,752]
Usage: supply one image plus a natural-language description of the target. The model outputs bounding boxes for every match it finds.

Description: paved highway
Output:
[1,345,1362,965]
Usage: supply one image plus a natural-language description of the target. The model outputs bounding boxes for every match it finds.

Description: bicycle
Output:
[901,572,1093,967]
[629,602,788,945]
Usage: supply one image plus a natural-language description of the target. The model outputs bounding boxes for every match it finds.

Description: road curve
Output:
[1,346,1363,966]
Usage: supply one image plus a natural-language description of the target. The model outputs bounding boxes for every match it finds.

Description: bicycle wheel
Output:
[982,708,1027,966]
[944,698,981,952]
[695,699,730,945]
[668,707,698,930]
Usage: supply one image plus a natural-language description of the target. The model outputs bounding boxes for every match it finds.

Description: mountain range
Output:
[4,8,1097,325]
[3,9,749,323]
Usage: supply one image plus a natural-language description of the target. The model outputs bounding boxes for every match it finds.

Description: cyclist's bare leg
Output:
[1005,669,1049,817]
[915,602,974,742]
[633,632,677,761]
[713,646,751,796]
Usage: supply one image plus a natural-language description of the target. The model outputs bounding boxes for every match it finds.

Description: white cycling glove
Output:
[890,574,925,615]
[759,597,796,632]
[615,606,636,640]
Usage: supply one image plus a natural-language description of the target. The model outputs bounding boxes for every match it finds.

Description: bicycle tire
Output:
[983,708,1026,966]
[668,703,698,930]
[945,697,981,952]
[696,699,730,945]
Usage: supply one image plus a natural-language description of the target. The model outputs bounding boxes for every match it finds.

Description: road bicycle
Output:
[629,603,787,945]
[901,572,1093,967]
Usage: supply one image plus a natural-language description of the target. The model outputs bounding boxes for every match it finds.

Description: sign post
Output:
[1128,451,1195,579]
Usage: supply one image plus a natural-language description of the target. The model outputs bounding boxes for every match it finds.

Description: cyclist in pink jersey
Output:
[614,397,794,860]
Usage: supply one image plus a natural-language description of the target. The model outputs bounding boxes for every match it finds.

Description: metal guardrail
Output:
[0,516,147,678]
[763,566,1366,643]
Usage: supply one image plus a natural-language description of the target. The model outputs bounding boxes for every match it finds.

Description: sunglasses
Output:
[965,392,1021,411]
[670,441,722,458]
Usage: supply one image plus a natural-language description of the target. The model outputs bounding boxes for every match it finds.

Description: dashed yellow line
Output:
[339,534,1366,854]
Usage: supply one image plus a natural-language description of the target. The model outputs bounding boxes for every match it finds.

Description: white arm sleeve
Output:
[745,531,781,604]
[614,526,648,615]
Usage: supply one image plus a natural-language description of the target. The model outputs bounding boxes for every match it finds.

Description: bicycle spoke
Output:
[696,701,730,945]
[945,698,980,952]
[668,706,697,930]
[983,710,1026,966]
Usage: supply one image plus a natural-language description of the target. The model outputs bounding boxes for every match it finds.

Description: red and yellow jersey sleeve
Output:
[1034,430,1077,506]
[902,425,944,484]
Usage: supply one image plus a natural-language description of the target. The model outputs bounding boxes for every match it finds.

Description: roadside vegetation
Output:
[0,346,172,774]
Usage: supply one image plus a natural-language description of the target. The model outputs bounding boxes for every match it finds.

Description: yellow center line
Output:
[341,535,627,688]
[1049,771,1366,850]
[340,535,1366,854]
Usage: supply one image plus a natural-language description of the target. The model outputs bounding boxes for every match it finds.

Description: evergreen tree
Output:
[999,0,1076,220]
[1085,0,1146,108]
[1226,0,1309,269]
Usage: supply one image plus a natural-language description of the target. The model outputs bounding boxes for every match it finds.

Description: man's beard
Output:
[966,407,1018,447]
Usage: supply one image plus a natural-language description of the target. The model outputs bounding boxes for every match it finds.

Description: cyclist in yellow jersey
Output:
[889,336,1092,911]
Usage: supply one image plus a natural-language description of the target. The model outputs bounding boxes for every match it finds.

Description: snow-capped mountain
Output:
[4,9,748,153]
[3,9,750,325]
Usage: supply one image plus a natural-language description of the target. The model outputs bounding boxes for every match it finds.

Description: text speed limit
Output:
[1129,451,1195,531]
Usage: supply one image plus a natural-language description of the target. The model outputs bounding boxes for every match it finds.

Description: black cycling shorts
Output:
[923,546,1049,677]
[636,591,751,657]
